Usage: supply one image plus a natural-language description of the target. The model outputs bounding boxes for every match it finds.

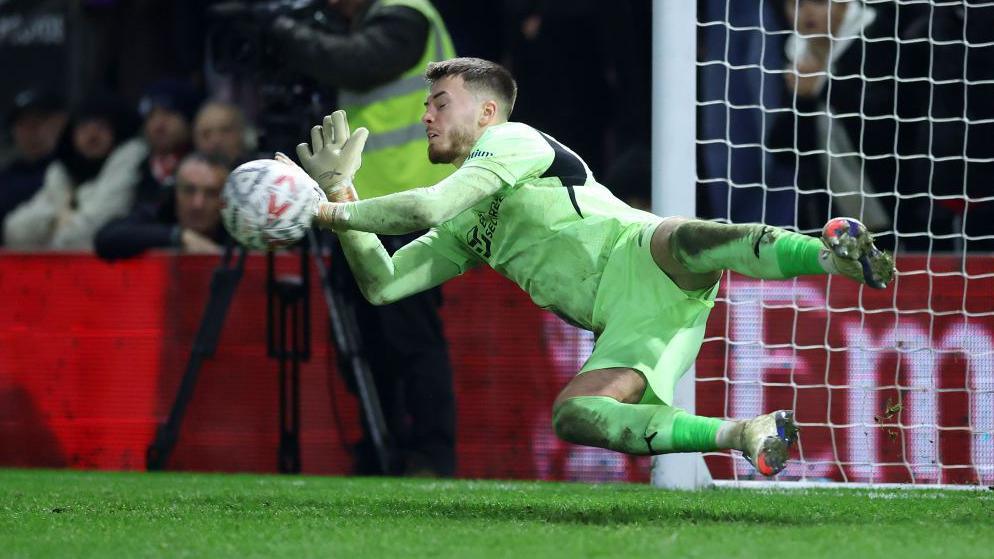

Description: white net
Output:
[695,0,994,485]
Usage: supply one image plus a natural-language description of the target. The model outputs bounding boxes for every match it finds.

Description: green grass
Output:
[0,469,991,558]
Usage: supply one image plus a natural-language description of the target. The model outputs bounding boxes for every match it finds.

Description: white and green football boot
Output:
[820,217,896,289]
[740,410,800,477]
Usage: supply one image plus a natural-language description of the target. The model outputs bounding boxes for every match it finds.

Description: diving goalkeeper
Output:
[291,57,895,477]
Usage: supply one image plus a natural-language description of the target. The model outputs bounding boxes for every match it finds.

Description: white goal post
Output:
[650,0,714,490]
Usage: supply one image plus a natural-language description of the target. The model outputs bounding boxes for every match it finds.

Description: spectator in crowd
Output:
[0,89,67,242]
[95,152,228,259]
[267,0,458,477]
[767,0,928,247]
[3,91,145,250]
[192,100,252,167]
[140,80,198,172]
[130,79,201,218]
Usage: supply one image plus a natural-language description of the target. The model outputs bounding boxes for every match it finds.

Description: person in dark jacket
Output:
[267,0,458,477]
[767,1,930,249]
[95,151,228,259]
[128,79,202,225]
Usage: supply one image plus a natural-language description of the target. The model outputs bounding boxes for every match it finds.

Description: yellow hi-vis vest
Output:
[340,0,456,199]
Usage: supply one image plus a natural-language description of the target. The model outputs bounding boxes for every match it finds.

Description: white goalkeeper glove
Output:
[295,110,369,203]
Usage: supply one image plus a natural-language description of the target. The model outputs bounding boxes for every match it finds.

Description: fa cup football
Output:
[220,159,327,250]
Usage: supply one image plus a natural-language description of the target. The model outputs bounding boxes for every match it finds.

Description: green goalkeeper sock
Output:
[670,220,825,279]
[552,396,726,455]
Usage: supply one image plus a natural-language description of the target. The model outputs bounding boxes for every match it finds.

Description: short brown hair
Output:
[425,57,517,118]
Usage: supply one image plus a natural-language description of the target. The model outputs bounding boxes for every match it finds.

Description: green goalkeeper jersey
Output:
[414,122,658,331]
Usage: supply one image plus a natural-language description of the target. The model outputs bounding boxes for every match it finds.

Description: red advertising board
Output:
[0,253,990,484]
[699,256,994,485]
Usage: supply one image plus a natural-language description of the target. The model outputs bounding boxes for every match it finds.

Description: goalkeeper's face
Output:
[423,76,487,165]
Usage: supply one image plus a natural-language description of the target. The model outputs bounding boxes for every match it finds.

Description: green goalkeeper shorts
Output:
[579,220,719,406]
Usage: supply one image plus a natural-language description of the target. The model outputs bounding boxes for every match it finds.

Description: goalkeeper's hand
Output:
[274,150,360,202]
[275,150,355,233]
[295,110,368,202]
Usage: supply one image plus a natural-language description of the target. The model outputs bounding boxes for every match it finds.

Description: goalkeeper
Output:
[291,57,895,477]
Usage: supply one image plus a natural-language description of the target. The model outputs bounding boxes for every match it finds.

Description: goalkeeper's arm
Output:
[314,165,504,235]
[337,229,463,306]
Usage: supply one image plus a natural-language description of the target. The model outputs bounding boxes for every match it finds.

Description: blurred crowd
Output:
[768,0,994,253]
[699,1,994,253]
[0,0,652,257]
[1,81,240,256]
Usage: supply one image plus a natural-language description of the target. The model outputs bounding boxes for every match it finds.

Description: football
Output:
[220,158,327,250]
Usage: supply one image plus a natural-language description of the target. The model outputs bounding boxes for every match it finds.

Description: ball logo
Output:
[274,174,298,195]
[267,174,300,222]
[267,193,292,221]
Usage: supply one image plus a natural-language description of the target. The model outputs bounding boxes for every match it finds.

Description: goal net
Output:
[691,0,994,486]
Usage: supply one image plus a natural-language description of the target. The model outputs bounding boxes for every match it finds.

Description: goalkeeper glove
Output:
[275,150,353,232]
[295,110,368,203]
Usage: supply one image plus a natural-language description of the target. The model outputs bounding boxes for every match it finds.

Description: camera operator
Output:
[264,0,459,478]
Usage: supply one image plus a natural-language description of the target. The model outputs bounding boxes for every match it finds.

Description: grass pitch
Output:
[0,469,991,558]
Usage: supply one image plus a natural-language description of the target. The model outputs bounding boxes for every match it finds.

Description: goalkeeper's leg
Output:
[551,368,799,476]
[651,217,895,290]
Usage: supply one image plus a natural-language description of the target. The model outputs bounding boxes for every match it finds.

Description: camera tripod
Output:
[145,231,392,474]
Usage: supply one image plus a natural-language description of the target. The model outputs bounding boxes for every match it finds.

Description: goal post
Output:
[650,0,713,490]
[652,0,994,489]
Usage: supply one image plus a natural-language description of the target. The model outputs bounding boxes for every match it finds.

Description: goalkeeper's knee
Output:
[669,220,775,275]
[669,220,823,279]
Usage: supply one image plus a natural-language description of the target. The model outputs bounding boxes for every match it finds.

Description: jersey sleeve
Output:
[411,224,480,273]
[459,123,554,187]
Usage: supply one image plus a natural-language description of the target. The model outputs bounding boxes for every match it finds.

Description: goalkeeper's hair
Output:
[425,57,517,119]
